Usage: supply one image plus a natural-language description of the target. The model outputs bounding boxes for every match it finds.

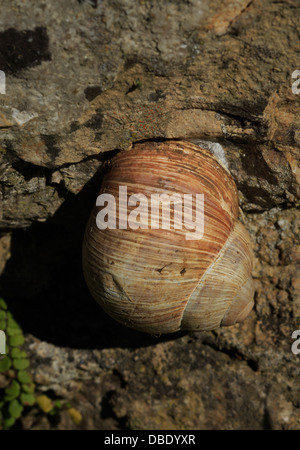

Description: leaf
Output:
[68,408,82,425]
[3,417,15,429]
[0,310,6,320]
[22,383,35,393]
[11,348,27,359]
[20,393,36,406]
[9,334,24,347]
[7,317,21,330]
[0,320,6,330]
[36,395,53,413]
[54,400,62,409]
[6,327,22,337]
[13,358,29,370]
[0,298,7,310]
[8,399,23,419]
[0,356,11,372]
[17,370,31,384]
[4,380,21,400]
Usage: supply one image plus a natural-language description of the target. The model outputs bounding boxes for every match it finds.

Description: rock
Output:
[0,0,300,430]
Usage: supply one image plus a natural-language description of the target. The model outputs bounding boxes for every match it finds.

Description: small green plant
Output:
[0,298,82,429]
[0,298,35,430]
[35,395,82,425]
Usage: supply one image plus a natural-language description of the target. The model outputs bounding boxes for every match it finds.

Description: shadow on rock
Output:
[0,160,185,350]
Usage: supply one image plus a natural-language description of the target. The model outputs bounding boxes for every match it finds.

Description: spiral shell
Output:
[82,140,254,334]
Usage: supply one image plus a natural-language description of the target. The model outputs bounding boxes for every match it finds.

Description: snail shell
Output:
[82,140,254,334]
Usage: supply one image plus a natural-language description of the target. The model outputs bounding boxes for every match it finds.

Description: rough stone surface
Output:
[0,0,299,430]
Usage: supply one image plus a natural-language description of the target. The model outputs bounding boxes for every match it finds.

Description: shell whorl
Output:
[82,140,254,334]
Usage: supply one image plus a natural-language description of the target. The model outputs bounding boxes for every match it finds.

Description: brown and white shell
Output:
[82,140,254,334]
